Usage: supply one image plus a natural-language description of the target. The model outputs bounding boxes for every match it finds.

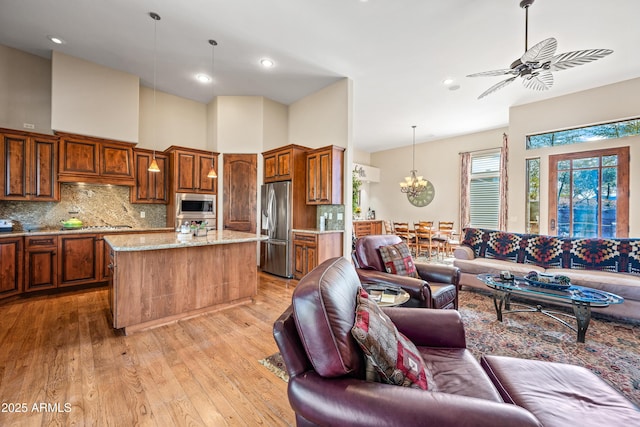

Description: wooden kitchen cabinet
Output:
[292,231,343,279]
[353,220,383,238]
[57,132,135,186]
[263,145,306,182]
[0,129,59,201]
[58,234,100,287]
[24,235,58,292]
[306,145,344,205]
[165,146,219,194]
[131,148,168,204]
[0,236,23,299]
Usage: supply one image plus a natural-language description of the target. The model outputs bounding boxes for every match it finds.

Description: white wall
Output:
[0,45,52,133]
[139,86,207,151]
[370,127,506,233]
[263,98,289,151]
[51,51,139,142]
[508,77,640,235]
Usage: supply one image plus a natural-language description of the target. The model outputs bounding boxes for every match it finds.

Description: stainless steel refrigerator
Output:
[260,181,293,278]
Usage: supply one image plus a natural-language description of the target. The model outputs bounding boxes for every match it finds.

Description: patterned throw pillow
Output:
[351,287,432,390]
[378,242,418,278]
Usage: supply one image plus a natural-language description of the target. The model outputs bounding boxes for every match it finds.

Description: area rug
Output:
[260,289,640,405]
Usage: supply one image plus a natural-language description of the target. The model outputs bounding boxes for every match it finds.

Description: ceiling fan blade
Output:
[550,49,614,71]
[521,37,557,64]
[477,76,517,99]
[466,69,514,78]
[522,71,554,91]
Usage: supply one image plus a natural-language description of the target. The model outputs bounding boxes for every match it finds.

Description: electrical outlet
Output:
[328,213,333,220]
[337,213,343,221]
[140,211,145,218]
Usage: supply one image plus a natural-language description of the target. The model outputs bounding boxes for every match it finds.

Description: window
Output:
[526,158,540,234]
[527,117,640,149]
[469,151,501,229]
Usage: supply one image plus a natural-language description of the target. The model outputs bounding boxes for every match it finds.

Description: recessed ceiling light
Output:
[260,58,274,68]
[196,74,212,83]
[442,78,454,85]
[47,35,65,44]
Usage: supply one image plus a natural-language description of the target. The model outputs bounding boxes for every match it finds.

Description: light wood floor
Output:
[0,272,297,427]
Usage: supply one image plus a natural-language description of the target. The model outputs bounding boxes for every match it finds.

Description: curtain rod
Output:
[458,146,501,155]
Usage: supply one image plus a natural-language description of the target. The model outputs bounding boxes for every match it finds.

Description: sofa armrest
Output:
[454,245,475,260]
[356,268,431,307]
[288,373,542,427]
[415,262,460,286]
[382,307,466,348]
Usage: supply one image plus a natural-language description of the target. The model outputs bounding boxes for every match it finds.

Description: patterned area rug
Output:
[260,289,640,405]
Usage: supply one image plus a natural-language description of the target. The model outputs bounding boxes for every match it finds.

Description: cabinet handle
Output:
[108,263,114,270]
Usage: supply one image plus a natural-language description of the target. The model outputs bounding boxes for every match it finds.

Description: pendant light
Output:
[399,125,427,197]
[148,12,161,173]
[206,39,218,179]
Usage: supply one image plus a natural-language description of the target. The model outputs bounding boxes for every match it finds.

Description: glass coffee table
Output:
[477,273,624,343]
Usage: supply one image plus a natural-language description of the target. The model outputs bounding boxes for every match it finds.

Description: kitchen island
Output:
[105,230,266,334]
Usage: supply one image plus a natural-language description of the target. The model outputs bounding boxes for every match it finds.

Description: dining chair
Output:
[392,221,416,255]
[414,221,436,259]
[383,219,394,234]
[436,221,456,257]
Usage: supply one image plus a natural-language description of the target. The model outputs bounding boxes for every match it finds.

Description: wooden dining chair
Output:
[392,221,416,255]
[437,221,456,257]
[383,219,394,234]
[414,221,436,259]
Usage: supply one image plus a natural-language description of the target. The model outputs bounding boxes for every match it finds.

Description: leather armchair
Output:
[273,257,541,427]
[353,234,460,309]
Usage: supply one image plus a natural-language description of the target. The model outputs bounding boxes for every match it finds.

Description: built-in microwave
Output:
[175,193,216,219]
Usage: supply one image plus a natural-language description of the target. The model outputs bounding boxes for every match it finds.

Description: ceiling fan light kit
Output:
[467,0,613,99]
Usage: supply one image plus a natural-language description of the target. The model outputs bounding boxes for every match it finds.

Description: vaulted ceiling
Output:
[1,0,638,152]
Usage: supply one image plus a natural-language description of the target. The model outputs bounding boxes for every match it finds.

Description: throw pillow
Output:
[378,242,419,278]
[351,287,431,390]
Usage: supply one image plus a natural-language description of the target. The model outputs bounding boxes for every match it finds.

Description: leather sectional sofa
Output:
[453,227,640,320]
[273,257,639,426]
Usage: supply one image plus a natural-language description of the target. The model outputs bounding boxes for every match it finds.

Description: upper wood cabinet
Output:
[131,149,168,204]
[57,132,135,186]
[165,146,219,194]
[263,146,295,182]
[306,145,344,205]
[0,129,59,201]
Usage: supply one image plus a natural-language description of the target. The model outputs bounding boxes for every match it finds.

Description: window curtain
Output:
[459,152,471,233]
[499,133,509,230]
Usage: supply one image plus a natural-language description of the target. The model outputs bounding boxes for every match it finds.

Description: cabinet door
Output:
[263,153,277,182]
[197,154,217,193]
[25,236,58,292]
[305,244,317,276]
[276,150,292,180]
[316,149,332,204]
[293,241,307,279]
[175,151,197,191]
[59,234,98,287]
[59,138,100,176]
[132,151,168,203]
[31,136,58,200]
[306,153,319,203]
[1,133,28,198]
[0,237,23,298]
[101,142,134,180]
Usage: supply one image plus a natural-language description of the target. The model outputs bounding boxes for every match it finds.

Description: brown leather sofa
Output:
[353,234,459,309]
[273,257,639,427]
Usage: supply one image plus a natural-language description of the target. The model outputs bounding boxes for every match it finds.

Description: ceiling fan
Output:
[467,0,613,99]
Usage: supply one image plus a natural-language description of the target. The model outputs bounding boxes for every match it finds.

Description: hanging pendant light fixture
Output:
[399,125,427,197]
[147,12,161,173]
[206,39,218,179]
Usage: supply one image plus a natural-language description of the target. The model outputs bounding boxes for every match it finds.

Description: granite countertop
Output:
[291,228,344,235]
[0,227,175,238]
[105,230,267,252]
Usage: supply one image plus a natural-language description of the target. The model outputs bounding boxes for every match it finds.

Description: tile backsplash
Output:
[0,183,166,231]
[317,205,345,231]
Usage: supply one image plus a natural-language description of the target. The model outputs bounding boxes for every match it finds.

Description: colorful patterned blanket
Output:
[461,228,640,276]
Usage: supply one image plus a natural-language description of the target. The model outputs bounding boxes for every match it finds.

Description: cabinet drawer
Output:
[25,235,58,248]
[293,233,317,244]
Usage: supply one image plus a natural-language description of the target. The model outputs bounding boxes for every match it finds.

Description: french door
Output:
[548,147,629,238]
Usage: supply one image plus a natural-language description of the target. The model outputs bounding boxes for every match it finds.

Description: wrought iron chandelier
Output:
[399,125,427,197]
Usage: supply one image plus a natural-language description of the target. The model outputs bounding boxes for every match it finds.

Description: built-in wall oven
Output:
[175,193,216,229]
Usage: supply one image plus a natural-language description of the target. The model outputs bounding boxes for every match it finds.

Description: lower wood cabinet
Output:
[0,236,23,297]
[353,220,383,238]
[59,234,100,287]
[292,231,343,279]
[25,235,58,292]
